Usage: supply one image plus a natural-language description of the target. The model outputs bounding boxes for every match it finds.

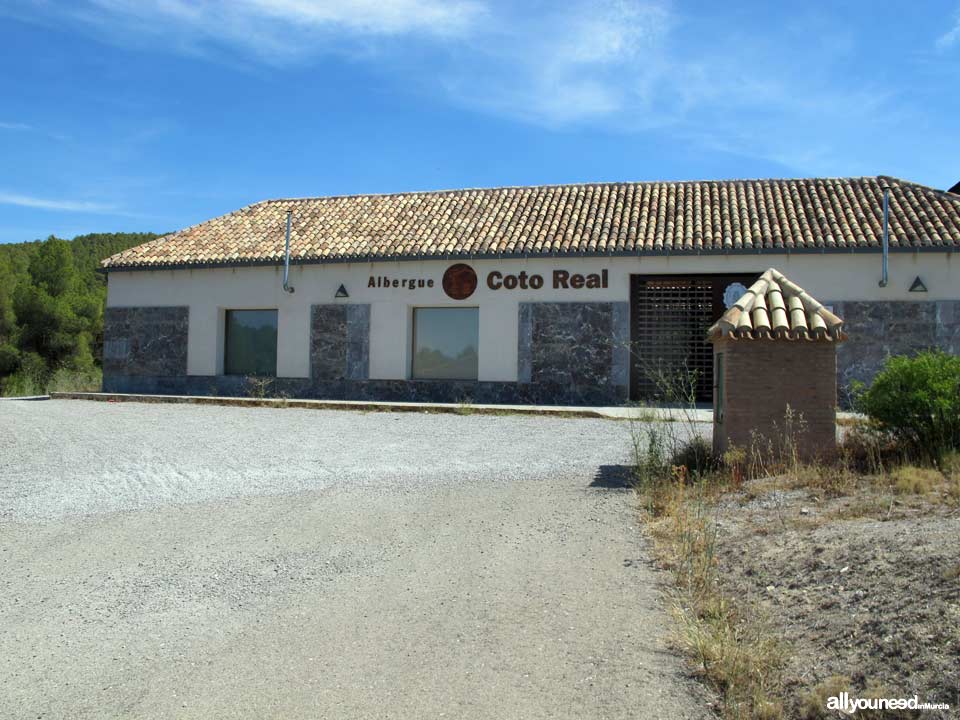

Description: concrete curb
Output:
[0,395,50,401]
[44,393,862,424]
[49,391,626,420]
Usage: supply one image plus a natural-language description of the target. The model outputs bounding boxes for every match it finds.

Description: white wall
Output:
[106,251,957,381]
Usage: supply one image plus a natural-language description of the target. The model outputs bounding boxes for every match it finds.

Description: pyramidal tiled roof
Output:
[709,268,846,342]
[102,176,960,270]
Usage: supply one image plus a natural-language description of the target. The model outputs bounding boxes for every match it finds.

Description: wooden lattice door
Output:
[629,274,757,402]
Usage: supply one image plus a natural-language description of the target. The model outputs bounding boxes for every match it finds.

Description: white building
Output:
[101,176,960,405]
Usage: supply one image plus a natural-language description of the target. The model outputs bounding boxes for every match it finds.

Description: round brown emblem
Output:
[442,263,478,300]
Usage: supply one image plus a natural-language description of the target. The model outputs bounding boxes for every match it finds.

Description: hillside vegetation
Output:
[0,233,158,396]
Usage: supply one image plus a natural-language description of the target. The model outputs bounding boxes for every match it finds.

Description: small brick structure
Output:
[709,269,847,461]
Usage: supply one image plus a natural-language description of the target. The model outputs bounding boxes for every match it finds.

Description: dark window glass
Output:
[412,308,478,380]
[224,310,278,376]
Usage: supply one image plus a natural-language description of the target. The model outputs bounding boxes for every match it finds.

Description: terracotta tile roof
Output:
[709,268,846,342]
[102,175,960,270]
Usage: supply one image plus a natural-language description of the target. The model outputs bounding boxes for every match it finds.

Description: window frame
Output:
[223,308,279,377]
[410,306,480,382]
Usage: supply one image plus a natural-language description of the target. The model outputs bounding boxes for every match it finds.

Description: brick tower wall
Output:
[713,338,838,462]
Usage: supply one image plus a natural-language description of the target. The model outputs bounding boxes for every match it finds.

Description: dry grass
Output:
[741,477,781,502]
[671,600,784,720]
[889,466,944,495]
[874,463,960,506]
[784,463,858,499]
[643,480,785,720]
[634,409,959,720]
[799,676,916,720]
[629,374,959,719]
[948,475,960,505]
[798,675,851,720]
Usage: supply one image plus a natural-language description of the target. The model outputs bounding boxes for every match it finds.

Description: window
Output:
[412,307,478,380]
[224,310,278,376]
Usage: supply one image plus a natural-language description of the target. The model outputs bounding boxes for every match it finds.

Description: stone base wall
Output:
[99,300,956,407]
[831,300,960,405]
[310,304,370,381]
[101,374,624,406]
[713,338,837,461]
[103,306,189,377]
[518,301,629,404]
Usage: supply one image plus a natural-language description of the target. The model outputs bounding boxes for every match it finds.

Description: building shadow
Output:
[589,464,636,491]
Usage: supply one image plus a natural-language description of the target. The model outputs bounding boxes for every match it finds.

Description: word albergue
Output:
[368,276,436,289]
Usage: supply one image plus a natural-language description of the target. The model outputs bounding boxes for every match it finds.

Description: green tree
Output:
[0,231,160,394]
[0,253,21,375]
[28,236,75,297]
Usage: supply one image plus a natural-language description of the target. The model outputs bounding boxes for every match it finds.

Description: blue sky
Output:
[1,0,959,244]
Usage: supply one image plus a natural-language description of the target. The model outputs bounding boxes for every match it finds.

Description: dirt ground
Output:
[1,400,712,720]
[711,481,960,717]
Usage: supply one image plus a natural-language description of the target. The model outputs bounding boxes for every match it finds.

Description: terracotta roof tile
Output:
[102,176,960,269]
[709,268,846,342]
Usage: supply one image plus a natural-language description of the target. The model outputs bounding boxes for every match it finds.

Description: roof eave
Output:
[100,243,956,273]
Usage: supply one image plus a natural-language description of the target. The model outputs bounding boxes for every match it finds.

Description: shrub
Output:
[1,351,47,397]
[0,342,19,375]
[631,423,670,491]
[889,466,943,495]
[856,350,960,465]
[45,366,102,393]
[839,424,896,474]
[671,436,718,478]
[2,371,44,397]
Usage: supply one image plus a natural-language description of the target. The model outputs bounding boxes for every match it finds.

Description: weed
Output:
[826,494,890,522]
[787,463,857,499]
[889,466,943,495]
[2,372,44,397]
[45,367,102,393]
[2,363,101,396]
[723,446,747,488]
[628,365,716,495]
[634,367,958,720]
[672,435,718,478]
[947,475,960,506]
[799,676,852,719]
[244,376,274,399]
[647,482,785,720]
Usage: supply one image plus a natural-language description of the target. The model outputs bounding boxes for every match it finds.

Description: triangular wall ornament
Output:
[908,276,928,293]
[335,284,349,298]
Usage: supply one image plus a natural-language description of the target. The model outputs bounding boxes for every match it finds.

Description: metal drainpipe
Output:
[283,210,295,294]
[879,187,889,287]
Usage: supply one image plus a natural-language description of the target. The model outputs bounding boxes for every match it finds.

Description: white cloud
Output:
[241,0,484,35]
[435,1,917,177]
[438,1,675,125]
[936,10,960,49]
[0,192,118,213]
[66,0,486,62]
[6,0,950,178]
[0,122,32,131]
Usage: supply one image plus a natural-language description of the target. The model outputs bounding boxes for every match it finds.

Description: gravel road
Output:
[1,399,710,719]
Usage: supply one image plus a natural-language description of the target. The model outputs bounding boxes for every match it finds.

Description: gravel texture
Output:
[0,399,711,719]
[714,479,960,717]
